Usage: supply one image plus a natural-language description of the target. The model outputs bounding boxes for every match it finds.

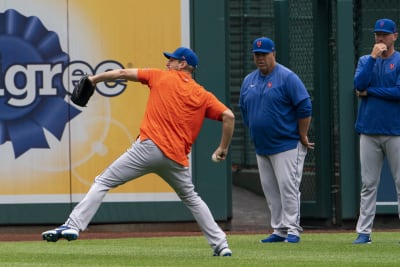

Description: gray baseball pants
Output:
[65,138,228,252]
[256,142,307,237]
[356,134,400,234]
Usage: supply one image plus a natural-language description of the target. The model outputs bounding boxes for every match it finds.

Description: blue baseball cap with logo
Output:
[252,37,275,53]
[163,47,199,68]
[374,18,397,33]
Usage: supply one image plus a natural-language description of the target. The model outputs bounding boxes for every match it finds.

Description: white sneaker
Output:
[214,247,232,256]
[42,225,79,242]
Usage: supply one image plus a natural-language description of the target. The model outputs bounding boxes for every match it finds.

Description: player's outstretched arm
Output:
[89,68,139,85]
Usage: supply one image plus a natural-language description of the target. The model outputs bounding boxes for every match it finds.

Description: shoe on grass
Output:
[353,233,371,244]
[42,225,79,242]
[286,234,300,243]
[260,234,286,243]
[213,247,232,256]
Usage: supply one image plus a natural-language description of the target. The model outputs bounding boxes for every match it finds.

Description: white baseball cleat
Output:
[42,225,79,242]
[213,247,232,256]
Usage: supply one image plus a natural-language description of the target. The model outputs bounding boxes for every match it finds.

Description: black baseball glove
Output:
[70,75,95,107]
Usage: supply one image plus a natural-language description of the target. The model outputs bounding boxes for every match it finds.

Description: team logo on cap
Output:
[256,40,263,48]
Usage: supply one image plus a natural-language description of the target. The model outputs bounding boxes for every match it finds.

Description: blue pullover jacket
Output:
[354,52,400,135]
[239,63,312,155]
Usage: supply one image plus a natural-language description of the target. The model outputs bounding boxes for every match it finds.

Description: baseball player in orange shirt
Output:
[42,47,235,257]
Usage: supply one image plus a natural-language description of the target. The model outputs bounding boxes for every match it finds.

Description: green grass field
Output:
[0,231,398,266]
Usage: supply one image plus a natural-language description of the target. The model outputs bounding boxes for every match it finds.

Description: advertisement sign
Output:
[0,0,188,205]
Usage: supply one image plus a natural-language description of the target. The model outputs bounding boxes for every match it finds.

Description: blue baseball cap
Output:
[252,37,275,53]
[374,18,397,33]
[163,47,199,68]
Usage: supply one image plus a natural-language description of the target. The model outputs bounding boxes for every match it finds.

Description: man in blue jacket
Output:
[353,18,400,244]
[239,37,314,243]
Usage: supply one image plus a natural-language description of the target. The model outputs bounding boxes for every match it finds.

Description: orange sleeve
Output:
[204,91,229,121]
[137,68,159,86]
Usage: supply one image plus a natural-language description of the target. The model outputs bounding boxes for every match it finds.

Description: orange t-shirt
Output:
[137,69,228,166]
